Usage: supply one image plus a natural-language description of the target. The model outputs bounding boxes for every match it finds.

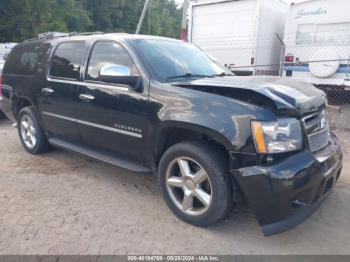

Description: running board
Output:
[49,137,152,175]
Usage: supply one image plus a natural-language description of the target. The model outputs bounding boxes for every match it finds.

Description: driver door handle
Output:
[79,94,95,101]
[41,88,54,95]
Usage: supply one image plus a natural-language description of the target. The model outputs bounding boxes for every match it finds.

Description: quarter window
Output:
[20,52,37,73]
[86,41,138,81]
[49,42,85,80]
[3,45,39,75]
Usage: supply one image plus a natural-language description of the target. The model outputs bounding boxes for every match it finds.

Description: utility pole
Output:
[136,0,152,34]
[180,0,189,40]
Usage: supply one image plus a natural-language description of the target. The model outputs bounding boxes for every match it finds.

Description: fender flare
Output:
[155,120,235,158]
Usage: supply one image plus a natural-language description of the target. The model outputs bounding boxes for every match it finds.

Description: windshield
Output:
[133,39,232,83]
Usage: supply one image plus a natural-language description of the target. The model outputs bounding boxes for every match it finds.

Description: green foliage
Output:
[0,0,182,42]
[140,0,182,38]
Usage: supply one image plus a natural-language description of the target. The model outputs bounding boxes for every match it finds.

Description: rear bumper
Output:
[0,84,16,122]
[232,132,343,236]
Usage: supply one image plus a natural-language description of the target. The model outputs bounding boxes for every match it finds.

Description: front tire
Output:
[158,141,233,226]
[18,107,50,154]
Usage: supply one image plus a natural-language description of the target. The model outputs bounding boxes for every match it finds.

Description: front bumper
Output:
[233,132,343,236]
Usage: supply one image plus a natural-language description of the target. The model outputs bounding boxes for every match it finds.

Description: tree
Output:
[0,0,49,42]
[83,0,124,32]
[51,0,92,33]
[0,0,182,42]
[140,0,182,38]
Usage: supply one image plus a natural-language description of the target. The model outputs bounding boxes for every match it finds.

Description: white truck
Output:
[188,0,288,76]
[283,0,350,88]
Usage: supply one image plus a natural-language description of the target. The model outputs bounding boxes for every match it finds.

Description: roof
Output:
[22,32,182,44]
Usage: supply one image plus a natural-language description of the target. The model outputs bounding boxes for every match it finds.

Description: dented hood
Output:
[175,76,326,116]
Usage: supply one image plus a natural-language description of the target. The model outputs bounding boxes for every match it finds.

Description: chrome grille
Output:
[308,127,330,152]
[303,111,330,153]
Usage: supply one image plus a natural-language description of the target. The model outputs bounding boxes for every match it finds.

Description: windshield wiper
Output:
[210,72,234,77]
[166,73,212,81]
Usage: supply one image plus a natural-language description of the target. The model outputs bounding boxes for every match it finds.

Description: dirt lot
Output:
[0,118,349,255]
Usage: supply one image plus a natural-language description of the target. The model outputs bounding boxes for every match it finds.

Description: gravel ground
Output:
[0,118,349,255]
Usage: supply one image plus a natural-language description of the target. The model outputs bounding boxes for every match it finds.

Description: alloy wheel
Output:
[20,114,37,149]
[165,157,213,216]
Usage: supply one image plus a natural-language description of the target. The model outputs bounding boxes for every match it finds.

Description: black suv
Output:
[0,32,343,236]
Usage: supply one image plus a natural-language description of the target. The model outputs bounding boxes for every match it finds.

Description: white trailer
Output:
[0,43,17,61]
[188,0,288,76]
[283,0,350,88]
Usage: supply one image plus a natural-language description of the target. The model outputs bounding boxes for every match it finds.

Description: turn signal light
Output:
[251,121,267,154]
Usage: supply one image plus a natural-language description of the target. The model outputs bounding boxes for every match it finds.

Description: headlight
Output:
[251,118,303,154]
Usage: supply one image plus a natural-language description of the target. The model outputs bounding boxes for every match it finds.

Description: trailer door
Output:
[190,1,256,73]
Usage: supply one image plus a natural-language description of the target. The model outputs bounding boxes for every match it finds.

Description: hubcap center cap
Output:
[184,179,196,191]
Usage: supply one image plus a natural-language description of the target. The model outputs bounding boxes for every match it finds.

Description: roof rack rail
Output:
[38,32,69,40]
[23,32,69,43]
[23,31,105,43]
[69,31,104,36]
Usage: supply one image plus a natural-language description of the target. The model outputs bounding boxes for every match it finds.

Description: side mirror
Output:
[99,64,142,92]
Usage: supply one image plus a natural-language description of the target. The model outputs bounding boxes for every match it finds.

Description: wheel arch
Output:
[154,121,233,169]
[12,95,34,120]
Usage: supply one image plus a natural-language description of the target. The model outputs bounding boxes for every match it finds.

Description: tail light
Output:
[285,55,294,63]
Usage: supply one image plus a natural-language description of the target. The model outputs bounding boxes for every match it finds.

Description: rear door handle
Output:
[42,88,54,95]
[79,94,95,101]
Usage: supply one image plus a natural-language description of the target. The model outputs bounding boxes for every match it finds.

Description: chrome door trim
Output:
[46,76,80,86]
[42,111,142,139]
[42,111,76,122]
[46,77,129,92]
[81,81,129,92]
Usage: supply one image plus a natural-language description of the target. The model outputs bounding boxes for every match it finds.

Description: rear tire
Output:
[18,107,50,154]
[158,141,234,226]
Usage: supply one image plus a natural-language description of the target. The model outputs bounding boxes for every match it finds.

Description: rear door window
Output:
[49,42,86,80]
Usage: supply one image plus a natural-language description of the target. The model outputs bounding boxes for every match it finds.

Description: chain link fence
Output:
[195,31,350,106]
[283,29,350,106]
